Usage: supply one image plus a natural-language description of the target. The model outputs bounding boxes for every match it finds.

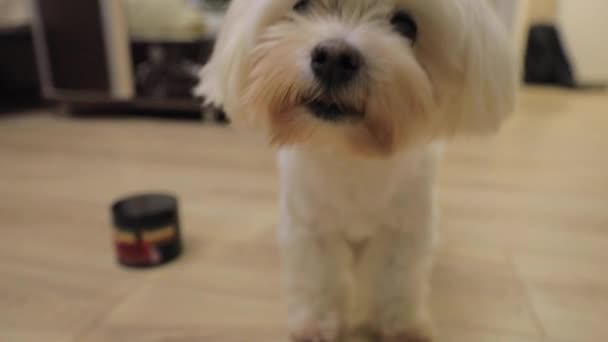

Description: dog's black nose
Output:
[311,40,362,88]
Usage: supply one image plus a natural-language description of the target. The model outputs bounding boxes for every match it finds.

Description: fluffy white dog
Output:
[196,0,516,341]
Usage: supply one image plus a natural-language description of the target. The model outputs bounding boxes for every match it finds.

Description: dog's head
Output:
[196,0,517,156]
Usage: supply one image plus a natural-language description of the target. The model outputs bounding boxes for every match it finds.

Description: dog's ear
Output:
[194,0,254,117]
[445,0,518,135]
[194,0,288,122]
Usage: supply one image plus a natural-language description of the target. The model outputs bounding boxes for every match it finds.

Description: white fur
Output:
[278,144,440,340]
[196,1,516,340]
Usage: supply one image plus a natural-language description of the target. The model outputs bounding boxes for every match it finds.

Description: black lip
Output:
[306,100,362,122]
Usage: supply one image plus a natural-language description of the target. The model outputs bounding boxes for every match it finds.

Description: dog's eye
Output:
[293,0,310,12]
[391,11,418,44]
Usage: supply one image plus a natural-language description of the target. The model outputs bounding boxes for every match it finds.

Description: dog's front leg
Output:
[363,224,436,342]
[280,223,350,342]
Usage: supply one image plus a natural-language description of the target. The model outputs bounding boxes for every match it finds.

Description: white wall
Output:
[559,1,608,83]
[528,0,557,23]
[0,0,30,27]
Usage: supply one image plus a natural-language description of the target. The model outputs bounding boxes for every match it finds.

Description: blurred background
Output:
[0,1,607,342]
[1,0,227,118]
[0,0,606,116]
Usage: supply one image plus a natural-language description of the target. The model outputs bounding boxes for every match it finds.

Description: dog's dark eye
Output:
[293,0,310,12]
[391,11,418,44]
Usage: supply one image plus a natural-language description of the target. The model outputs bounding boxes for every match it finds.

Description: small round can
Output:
[111,193,182,268]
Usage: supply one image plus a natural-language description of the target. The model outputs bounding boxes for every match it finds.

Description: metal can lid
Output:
[112,193,178,231]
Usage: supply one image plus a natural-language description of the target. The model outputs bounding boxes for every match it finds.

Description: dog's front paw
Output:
[289,311,342,342]
[381,321,435,342]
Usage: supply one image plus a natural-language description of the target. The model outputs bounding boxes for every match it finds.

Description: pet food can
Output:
[111,193,182,268]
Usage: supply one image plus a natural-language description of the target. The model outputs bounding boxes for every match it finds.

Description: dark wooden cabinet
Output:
[32,0,134,102]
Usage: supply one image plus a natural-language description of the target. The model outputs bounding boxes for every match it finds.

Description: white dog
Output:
[196,0,516,341]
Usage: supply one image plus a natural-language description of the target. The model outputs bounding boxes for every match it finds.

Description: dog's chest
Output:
[279,148,433,241]
[314,173,400,239]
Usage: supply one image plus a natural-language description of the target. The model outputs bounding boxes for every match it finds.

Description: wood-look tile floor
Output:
[1,87,607,342]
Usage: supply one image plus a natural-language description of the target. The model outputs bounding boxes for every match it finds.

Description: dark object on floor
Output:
[524,24,576,88]
[200,104,231,124]
[112,193,183,269]
[214,109,230,124]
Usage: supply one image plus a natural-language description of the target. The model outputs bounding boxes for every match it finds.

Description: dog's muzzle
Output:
[306,99,363,122]
[307,40,364,122]
[311,39,362,90]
